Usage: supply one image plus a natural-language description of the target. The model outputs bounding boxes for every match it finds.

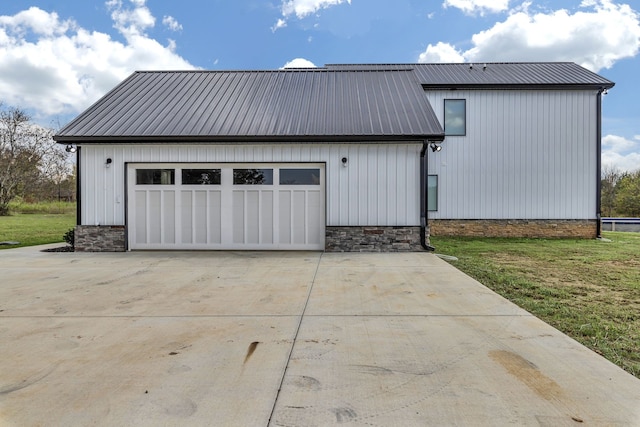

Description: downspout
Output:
[420,141,436,251]
[596,89,603,238]
[76,146,81,226]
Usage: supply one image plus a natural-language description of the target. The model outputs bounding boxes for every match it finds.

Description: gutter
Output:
[420,141,436,251]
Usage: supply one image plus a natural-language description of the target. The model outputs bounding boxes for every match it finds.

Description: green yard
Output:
[431,232,640,378]
[0,202,75,249]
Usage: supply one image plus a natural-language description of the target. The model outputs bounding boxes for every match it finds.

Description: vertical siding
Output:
[426,89,598,219]
[80,143,421,227]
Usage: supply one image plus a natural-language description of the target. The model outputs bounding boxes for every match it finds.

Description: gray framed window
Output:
[444,99,466,136]
[182,169,221,185]
[136,169,175,185]
[233,168,273,185]
[428,175,438,211]
[279,168,320,185]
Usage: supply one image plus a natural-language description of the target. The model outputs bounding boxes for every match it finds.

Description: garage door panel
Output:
[194,191,208,244]
[135,191,147,244]
[261,191,274,245]
[292,191,306,245]
[209,191,222,244]
[279,191,292,244]
[232,191,245,244]
[163,191,176,244]
[181,191,193,244]
[307,191,322,244]
[129,164,324,250]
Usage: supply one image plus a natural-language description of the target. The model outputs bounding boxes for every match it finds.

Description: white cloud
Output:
[274,0,351,31]
[635,135,640,141]
[420,0,640,72]
[108,0,155,39]
[162,16,183,32]
[443,0,510,16]
[0,7,74,37]
[272,19,287,32]
[418,42,465,63]
[281,58,317,68]
[602,134,640,172]
[0,3,196,120]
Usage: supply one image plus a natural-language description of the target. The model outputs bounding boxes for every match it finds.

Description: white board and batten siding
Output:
[80,143,422,233]
[426,89,599,220]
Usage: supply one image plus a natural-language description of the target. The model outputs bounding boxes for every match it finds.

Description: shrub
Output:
[63,228,75,247]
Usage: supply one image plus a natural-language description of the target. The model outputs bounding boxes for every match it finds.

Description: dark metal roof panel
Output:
[326,62,615,88]
[55,69,444,143]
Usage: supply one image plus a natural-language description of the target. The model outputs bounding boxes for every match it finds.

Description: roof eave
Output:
[53,134,446,144]
[422,82,616,91]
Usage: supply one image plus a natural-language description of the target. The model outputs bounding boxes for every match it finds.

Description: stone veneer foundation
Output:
[325,226,426,252]
[429,219,597,239]
[74,225,126,252]
[72,221,593,252]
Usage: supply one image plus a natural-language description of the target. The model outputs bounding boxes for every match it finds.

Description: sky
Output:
[1,0,639,172]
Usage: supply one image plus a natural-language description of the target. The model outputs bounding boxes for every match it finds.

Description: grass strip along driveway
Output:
[431,232,640,379]
[0,213,75,249]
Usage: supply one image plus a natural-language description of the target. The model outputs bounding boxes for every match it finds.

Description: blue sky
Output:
[1,0,639,171]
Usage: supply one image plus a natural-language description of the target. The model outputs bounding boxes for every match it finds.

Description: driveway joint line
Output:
[267,252,323,425]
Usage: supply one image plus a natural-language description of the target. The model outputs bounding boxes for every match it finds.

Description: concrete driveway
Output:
[1,246,639,426]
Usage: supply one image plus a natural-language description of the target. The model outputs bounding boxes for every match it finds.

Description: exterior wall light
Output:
[65,144,77,153]
[341,157,348,167]
[430,142,442,152]
[106,158,112,168]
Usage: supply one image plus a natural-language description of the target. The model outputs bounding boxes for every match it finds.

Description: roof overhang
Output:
[54,133,446,144]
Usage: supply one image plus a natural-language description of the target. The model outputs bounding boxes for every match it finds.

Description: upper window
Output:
[136,169,175,185]
[182,169,221,185]
[444,99,466,136]
[233,169,273,185]
[279,169,321,185]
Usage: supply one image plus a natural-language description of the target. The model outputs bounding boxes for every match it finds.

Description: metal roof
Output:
[326,62,615,89]
[55,69,444,143]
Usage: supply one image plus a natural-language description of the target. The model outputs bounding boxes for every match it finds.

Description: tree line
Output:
[0,106,75,215]
[601,165,640,217]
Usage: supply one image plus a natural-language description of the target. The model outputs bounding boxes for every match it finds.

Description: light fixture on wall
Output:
[65,144,77,153]
[430,142,442,152]
[341,157,348,167]
[105,158,112,168]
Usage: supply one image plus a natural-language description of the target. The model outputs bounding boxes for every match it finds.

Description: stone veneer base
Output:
[429,219,597,239]
[325,226,426,252]
[75,225,126,252]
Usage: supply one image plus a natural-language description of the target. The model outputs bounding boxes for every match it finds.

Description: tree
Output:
[0,106,71,215]
[601,165,621,217]
[615,170,640,217]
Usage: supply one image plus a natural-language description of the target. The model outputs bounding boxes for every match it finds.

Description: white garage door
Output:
[127,163,325,250]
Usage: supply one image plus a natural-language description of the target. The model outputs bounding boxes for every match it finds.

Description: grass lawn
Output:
[0,212,75,249]
[431,232,640,379]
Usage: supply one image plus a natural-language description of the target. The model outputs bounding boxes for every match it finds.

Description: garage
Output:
[128,163,325,250]
[56,69,447,252]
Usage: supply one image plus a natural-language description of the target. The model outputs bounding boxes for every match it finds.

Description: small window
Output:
[136,169,175,185]
[428,175,438,211]
[233,169,273,185]
[182,169,221,185]
[444,99,466,136]
[279,169,320,185]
